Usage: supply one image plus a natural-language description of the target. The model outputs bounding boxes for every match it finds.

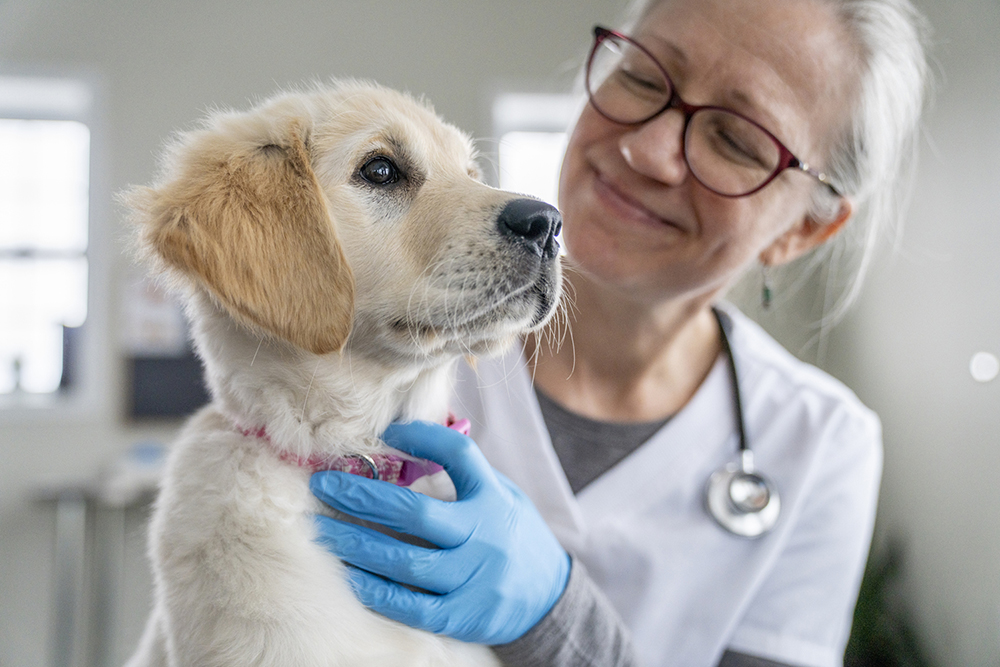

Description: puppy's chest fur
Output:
[145,408,494,667]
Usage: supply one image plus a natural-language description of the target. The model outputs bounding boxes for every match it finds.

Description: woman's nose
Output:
[618,110,689,185]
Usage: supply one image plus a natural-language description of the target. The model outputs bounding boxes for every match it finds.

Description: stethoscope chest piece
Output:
[705,308,781,538]
[706,450,780,538]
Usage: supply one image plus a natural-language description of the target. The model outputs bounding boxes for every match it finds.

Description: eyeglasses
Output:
[585,26,841,198]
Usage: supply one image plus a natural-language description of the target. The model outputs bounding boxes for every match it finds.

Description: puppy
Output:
[123,80,562,666]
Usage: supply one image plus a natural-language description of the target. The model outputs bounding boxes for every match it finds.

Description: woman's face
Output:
[558,0,857,304]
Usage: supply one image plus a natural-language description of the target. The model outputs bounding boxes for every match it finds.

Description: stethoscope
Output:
[704,308,781,538]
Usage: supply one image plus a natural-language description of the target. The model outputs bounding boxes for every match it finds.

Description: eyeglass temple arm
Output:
[791,158,842,197]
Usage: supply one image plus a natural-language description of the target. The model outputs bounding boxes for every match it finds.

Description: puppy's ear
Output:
[134,119,354,355]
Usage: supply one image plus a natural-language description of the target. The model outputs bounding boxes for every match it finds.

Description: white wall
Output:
[826,1,1000,663]
[0,0,997,665]
[743,1,1000,664]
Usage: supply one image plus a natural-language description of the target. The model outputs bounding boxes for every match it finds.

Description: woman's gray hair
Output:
[620,0,932,321]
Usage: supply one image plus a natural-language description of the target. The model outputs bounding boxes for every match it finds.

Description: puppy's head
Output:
[127,80,561,362]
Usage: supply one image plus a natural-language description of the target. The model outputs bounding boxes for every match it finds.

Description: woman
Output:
[310,0,930,664]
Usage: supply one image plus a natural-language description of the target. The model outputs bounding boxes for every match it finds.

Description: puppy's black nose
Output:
[497,198,562,260]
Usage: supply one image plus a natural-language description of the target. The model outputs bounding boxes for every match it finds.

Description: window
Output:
[0,118,90,393]
[0,75,100,409]
[493,92,580,209]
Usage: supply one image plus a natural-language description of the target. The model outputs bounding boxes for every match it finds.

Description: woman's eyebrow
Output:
[635,31,793,139]
[726,88,781,128]
[637,33,689,68]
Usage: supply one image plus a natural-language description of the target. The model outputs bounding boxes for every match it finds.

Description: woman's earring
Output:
[761,265,773,310]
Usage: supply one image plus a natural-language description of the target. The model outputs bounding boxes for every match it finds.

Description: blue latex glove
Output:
[310,420,571,645]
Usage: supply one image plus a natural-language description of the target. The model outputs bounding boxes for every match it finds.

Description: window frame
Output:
[0,68,113,423]
[489,90,582,205]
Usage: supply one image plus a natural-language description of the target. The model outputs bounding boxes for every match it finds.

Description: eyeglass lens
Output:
[586,32,784,197]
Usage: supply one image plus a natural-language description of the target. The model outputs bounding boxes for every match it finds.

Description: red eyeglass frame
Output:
[586,26,842,198]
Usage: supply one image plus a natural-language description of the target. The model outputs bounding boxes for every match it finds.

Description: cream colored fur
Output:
[123,80,561,666]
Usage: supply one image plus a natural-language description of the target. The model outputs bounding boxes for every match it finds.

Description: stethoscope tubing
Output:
[713,308,748,455]
[706,307,781,538]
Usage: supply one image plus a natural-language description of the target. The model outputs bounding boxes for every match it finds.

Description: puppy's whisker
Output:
[549,272,577,354]
[250,337,264,367]
[550,299,567,351]
[526,331,542,388]
[561,298,578,381]
[426,253,453,331]
[344,353,377,443]
[446,255,470,332]
[442,255,465,333]
[403,284,425,349]
[425,254,455,330]
[404,256,448,350]
[300,359,321,424]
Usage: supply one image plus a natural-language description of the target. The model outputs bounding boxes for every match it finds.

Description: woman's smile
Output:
[594,169,673,229]
[586,154,692,239]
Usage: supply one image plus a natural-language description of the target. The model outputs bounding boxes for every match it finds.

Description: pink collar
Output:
[237,415,470,488]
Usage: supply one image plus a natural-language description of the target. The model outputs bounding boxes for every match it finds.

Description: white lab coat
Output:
[450,305,882,667]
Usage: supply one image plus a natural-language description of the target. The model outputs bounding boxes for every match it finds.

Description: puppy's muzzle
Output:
[497,198,562,260]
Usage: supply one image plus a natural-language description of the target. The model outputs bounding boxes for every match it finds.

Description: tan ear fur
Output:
[140,120,354,355]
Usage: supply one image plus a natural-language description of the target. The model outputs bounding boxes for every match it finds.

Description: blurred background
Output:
[0,0,997,665]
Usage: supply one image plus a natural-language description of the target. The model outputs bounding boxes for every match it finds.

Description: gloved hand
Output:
[310,420,571,645]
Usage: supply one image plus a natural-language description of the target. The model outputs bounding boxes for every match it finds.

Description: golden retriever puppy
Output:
[123,80,562,667]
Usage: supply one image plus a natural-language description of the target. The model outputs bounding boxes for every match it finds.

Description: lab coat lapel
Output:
[456,345,739,554]
[576,355,737,523]
[461,346,589,551]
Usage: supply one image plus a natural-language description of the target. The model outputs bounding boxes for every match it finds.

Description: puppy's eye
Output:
[360,157,400,186]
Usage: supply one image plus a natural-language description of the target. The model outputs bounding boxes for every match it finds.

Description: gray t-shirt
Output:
[534,387,671,495]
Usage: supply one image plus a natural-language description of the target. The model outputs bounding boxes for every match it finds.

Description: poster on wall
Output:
[121,271,209,418]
